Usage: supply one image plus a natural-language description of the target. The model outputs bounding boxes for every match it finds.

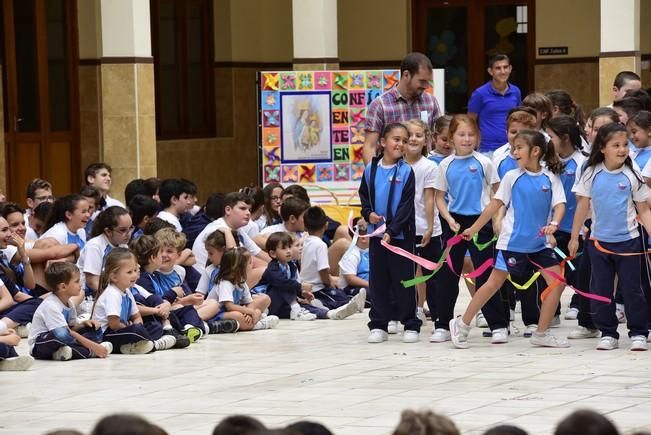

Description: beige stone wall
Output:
[338,0,409,62]
[535,62,600,114]
[535,0,599,59]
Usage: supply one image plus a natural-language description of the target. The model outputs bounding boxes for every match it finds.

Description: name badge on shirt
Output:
[420,111,429,124]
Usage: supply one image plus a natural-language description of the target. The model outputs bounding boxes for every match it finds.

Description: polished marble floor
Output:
[3,289,651,435]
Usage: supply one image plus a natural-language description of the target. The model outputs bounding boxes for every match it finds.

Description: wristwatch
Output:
[21,256,31,265]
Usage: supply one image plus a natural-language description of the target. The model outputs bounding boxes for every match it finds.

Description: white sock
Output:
[417,307,424,313]
[253,320,265,330]
[162,324,173,330]
[290,303,301,313]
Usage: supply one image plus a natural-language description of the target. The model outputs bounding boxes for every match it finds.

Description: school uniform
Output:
[359,156,420,332]
[433,151,507,331]
[77,234,126,295]
[157,210,183,232]
[573,162,650,339]
[29,295,103,360]
[338,244,370,298]
[196,264,219,296]
[181,212,213,249]
[210,280,252,309]
[492,144,519,180]
[93,284,152,350]
[409,156,443,317]
[241,220,261,239]
[0,277,41,326]
[1,246,30,295]
[40,222,86,250]
[154,266,205,332]
[301,235,350,309]
[259,259,302,318]
[427,151,448,165]
[260,222,303,239]
[631,147,651,174]
[127,284,166,340]
[192,218,262,274]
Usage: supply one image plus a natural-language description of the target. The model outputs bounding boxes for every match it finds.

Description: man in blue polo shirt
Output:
[468,54,521,154]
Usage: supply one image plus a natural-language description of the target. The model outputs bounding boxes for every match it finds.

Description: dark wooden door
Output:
[1,0,79,203]
[412,0,535,113]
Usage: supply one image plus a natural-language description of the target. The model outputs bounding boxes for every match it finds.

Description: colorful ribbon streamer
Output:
[530,258,612,304]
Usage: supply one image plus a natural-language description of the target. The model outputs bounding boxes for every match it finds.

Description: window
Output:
[151,0,215,139]
[516,5,528,34]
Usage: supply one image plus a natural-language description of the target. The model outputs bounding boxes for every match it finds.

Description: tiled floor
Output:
[3,289,651,435]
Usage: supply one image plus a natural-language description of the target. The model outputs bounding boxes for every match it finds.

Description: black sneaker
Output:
[208,319,239,334]
[163,329,191,348]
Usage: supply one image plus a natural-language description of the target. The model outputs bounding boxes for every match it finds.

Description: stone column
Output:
[292,0,338,70]
[599,0,641,106]
[98,0,156,201]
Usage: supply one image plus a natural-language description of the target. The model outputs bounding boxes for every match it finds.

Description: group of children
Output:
[1,79,651,372]
[361,78,651,351]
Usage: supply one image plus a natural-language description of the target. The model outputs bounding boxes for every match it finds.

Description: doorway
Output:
[412,0,535,114]
[1,0,79,203]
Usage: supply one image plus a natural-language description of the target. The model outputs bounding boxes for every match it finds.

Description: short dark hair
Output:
[0,202,25,219]
[303,206,327,232]
[205,193,226,220]
[283,184,310,204]
[483,425,529,435]
[91,414,168,435]
[613,96,645,120]
[26,178,52,200]
[613,70,641,88]
[33,201,54,222]
[80,185,101,201]
[143,217,175,235]
[45,262,80,292]
[265,231,293,252]
[554,409,619,435]
[89,206,130,238]
[224,192,252,209]
[212,415,265,435]
[158,179,191,208]
[280,197,309,222]
[180,178,198,196]
[124,179,148,206]
[400,52,432,77]
[488,53,510,68]
[128,194,160,226]
[286,421,334,435]
[84,163,112,184]
[144,177,161,197]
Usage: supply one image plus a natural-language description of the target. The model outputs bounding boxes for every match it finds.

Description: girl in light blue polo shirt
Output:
[570,122,651,351]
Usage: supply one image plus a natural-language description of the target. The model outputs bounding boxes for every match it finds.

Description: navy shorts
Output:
[494,248,559,276]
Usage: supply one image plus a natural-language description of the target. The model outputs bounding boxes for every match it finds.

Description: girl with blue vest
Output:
[570,122,651,351]
[450,130,568,349]
[628,111,651,170]
[359,122,419,344]
[428,115,453,165]
[434,115,507,344]
[40,195,90,250]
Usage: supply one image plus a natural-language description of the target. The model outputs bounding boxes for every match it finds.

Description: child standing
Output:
[92,248,175,354]
[29,262,112,360]
[450,130,568,349]
[359,122,420,343]
[428,115,453,165]
[404,119,443,332]
[570,122,651,351]
[434,115,507,343]
[301,206,364,318]
[208,247,279,331]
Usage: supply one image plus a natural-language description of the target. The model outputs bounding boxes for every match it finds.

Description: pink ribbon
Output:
[347,211,386,238]
[529,258,612,304]
[380,240,440,270]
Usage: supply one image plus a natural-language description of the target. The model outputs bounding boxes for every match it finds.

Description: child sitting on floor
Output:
[337,219,369,307]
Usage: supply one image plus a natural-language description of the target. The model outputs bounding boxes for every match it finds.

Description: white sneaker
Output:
[564,307,579,320]
[368,329,388,343]
[416,309,427,324]
[154,335,176,351]
[596,336,618,350]
[510,309,516,322]
[449,317,471,349]
[430,328,451,343]
[52,346,73,361]
[515,300,522,313]
[14,323,31,338]
[523,324,538,338]
[568,326,599,339]
[551,315,561,328]
[616,304,626,323]
[100,342,114,355]
[254,315,280,329]
[120,340,154,354]
[290,308,317,321]
[310,299,326,310]
[0,355,34,371]
[387,320,399,334]
[475,313,488,328]
[402,330,419,343]
[491,328,509,344]
[352,288,367,312]
[630,335,648,351]
[530,331,570,348]
[328,301,359,320]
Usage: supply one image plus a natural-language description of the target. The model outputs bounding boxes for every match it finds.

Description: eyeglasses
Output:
[112,226,135,235]
[34,195,54,202]
[270,196,282,201]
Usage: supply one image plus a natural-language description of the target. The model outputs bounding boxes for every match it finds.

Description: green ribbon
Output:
[472,233,497,251]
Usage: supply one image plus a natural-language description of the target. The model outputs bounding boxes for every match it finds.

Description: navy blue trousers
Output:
[314,287,349,310]
[0,343,18,359]
[0,298,42,324]
[416,234,443,321]
[368,237,420,332]
[588,238,649,339]
[435,214,506,330]
[103,324,152,351]
[31,326,103,360]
